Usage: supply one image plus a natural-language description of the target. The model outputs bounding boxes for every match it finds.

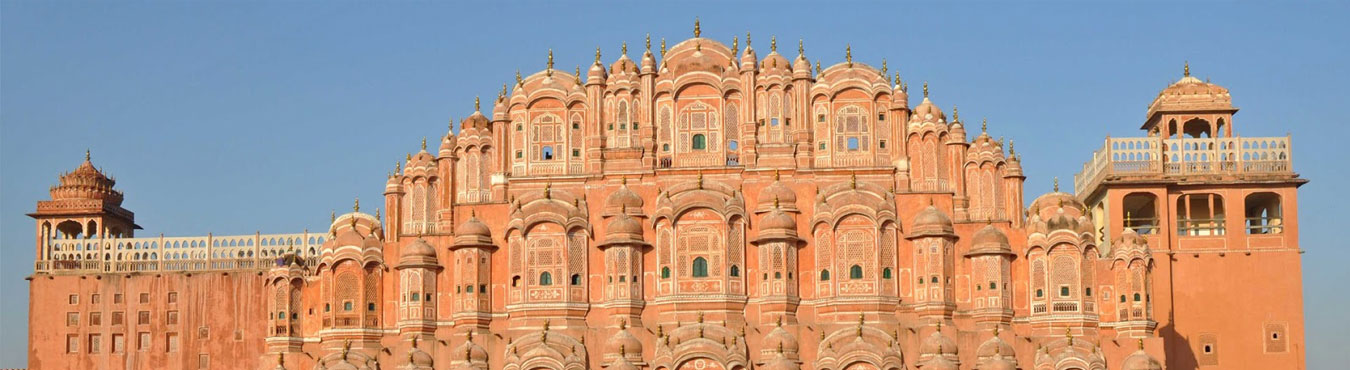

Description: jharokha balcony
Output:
[34,232,322,274]
[1074,135,1293,196]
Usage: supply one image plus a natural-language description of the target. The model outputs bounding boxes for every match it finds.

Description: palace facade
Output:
[26,25,1306,370]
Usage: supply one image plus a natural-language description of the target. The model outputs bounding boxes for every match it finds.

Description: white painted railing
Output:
[1075,136,1292,195]
[38,232,325,274]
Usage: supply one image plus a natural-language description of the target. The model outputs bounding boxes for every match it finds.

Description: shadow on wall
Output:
[1159,311,1199,369]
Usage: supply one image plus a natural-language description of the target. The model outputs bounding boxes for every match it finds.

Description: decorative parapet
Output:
[1074,136,1292,196]
[36,232,323,274]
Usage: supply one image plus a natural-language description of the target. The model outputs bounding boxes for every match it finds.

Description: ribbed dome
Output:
[910,205,955,237]
[762,208,797,231]
[606,183,644,210]
[762,324,799,354]
[969,224,1013,255]
[611,54,638,75]
[1148,68,1233,119]
[399,239,437,264]
[758,175,797,209]
[976,334,1015,358]
[453,338,489,363]
[406,346,434,367]
[1122,349,1163,370]
[920,329,958,356]
[605,324,643,358]
[460,110,490,131]
[912,97,945,123]
[761,50,791,72]
[455,216,491,238]
[605,213,644,242]
[50,154,124,205]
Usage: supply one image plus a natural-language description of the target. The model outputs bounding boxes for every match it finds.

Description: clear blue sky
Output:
[2,1,1346,367]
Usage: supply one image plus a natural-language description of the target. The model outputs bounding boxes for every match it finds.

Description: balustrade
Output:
[35,231,324,274]
[1075,136,1292,195]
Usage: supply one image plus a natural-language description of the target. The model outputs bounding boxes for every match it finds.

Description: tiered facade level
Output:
[26,27,1305,370]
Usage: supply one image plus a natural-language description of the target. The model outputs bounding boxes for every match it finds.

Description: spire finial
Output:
[1053,177,1060,192]
[798,39,804,56]
[731,36,739,54]
[774,196,780,209]
[278,352,285,366]
[412,335,419,347]
[1066,327,1074,345]
[697,311,705,323]
[547,49,554,70]
[894,73,901,87]
[575,66,581,83]
[85,149,91,162]
[1009,140,1016,156]
[595,47,602,64]
[697,172,704,189]
[474,96,480,111]
[815,61,821,75]
[501,83,508,98]
[771,36,777,52]
[1184,60,1190,77]
[331,209,336,223]
[773,169,781,181]
[881,58,888,76]
[952,106,959,121]
[341,340,351,360]
[923,81,929,98]
[661,38,667,55]
[982,118,988,133]
[936,320,942,331]
[1137,338,1145,350]
[845,44,853,65]
[516,70,523,86]
[693,17,701,37]
[645,34,651,51]
[544,183,552,199]
[850,172,858,189]
[993,325,1000,336]
[353,197,360,213]
[776,315,783,327]
[621,41,628,56]
[421,137,427,151]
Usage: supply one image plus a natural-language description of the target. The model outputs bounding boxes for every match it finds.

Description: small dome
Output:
[400,238,437,259]
[793,55,810,75]
[920,329,958,356]
[452,336,489,364]
[606,213,644,240]
[911,97,944,123]
[761,51,791,72]
[605,325,644,358]
[50,153,125,205]
[460,110,490,131]
[1148,68,1233,119]
[761,208,797,231]
[968,224,1013,257]
[910,205,955,237]
[455,216,491,238]
[758,176,797,209]
[1046,212,1079,232]
[611,54,638,75]
[407,346,434,367]
[762,324,799,354]
[606,182,644,210]
[976,334,1015,358]
[1122,349,1163,370]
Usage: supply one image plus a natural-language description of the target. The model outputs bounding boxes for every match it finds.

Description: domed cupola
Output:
[605,178,644,215]
[460,97,490,131]
[50,150,124,205]
[792,39,811,79]
[610,43,639,76]
[325,199,384,254]
[976,327,1016,360]
[911,203,956,238]
[760,36,791,73]
[400,337,434,370]
[968,223,1014,256]
[600,211,647,248]
[1121,340,1163,370]
[917,323,960,370]
[910,82,946,124]
[761,317,799,355]
[1147,62,1234,120]
[397,238,438,268]
[450,332,489,369]
[641,36,657,73]
[740,33,758,69]
[588,48,608,85]
[892,74,909,109]
[452,212,494,249]
[757,170,798,213]
[604,319,644,361]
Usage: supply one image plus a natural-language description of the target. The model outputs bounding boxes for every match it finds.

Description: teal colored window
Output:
[729,265,740,277]
[540,272,553,286]
[850,265,864,279]
[882,268,892,279]
[820,270,831,281]
[1134,293,1142,302]
[661,267,671,279]
[1060,287,1070,297]
[692,257,709,277]
[692,134,707,150]
[343,302,353,311]
[570,274,582,285]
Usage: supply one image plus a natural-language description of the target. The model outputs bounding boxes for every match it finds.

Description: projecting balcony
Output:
[35,232,323,274]
[1074,136,1293,196]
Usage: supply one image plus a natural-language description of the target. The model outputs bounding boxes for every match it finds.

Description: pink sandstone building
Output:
[26,25,1306,370]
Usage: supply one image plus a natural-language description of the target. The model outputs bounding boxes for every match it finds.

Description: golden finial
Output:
[1053,177,1060,192]
[798,39,804,56]
[850,172,858,189]
[341,339,351,360]
[407,153,412,161]
[595,47,602,64]
[375,209,381,221]
[421,137,427,151]
[474,96,480,111]
[543,183,552,199]
[693,17,701,38]
[773,196,780,209]
[993,325,1000,336]
[1137,338,1144,350]
[923,81,929,98]
[776,315,783,327]
[645,34,651,51]
[771,36,777,52]
[278,352,285,366]
[618,319,627,330]
[467,331,474,342]
[395,161,401,173]
[85,149,91,162]
[845,44,853,65]
[894,73,901,87]
[411,336,419,347]
[697,311,705,323]
[353,197,360,213]
[815,61,821,75]
[1009,140,1016,156]
[656,325,664,337]
[697,172,704,189]
[575,66,581,83]
[778,342,785,353]
[1066,327,1074,345]
[952,106,959,121]
[731,36,739,54]
[516,70,522,86]
[1184,61,1190,77]
[621,41,628,56]
[331,210,336,223]
[745,32,751,47]
[982,118,988,133]
[500,83,507,98]
[881,59,888,77]
[661,38,667,55]
[547,49,554,70]
[773,168,781,181]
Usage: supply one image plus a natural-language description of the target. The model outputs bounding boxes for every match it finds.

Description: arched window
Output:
[570,274,582,286]
[1134,293,1142,302]
[882,268,893,279]
[512,276,520,287]
[539,272,553,286]
[820,269,831,281]
[729,265,740,277]
[692,134,707,150]
[661,267,671,279]
[850,265,864,279]
[541,146,554,160]
[692,257,709,277]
